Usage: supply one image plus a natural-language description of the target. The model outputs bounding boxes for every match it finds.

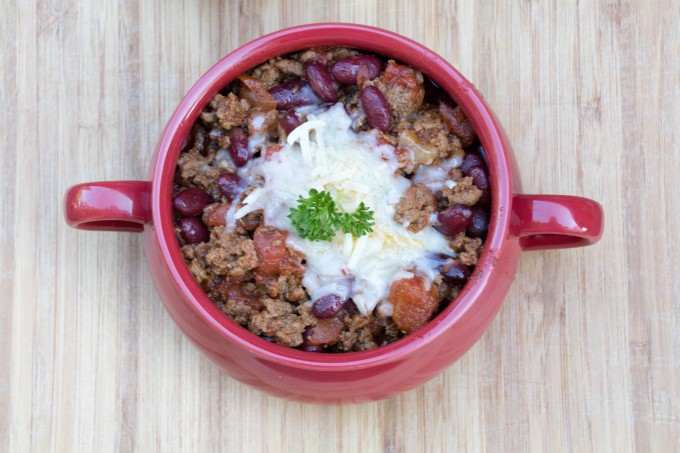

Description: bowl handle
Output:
[511,194,604,251]
[64,181,152,232]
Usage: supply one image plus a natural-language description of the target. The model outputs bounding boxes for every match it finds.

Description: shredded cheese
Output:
[235,103,452,315]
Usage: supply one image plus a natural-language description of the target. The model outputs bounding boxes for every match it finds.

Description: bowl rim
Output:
[151,23,513,370]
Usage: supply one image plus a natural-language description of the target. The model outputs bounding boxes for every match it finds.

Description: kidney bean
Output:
[435,204,473,237]
[344,299,360,315]
[182,124,207,155]
[269,80,319,110]
[330,55,381,84]
[216,172,243,202]
[464,165,491,207]
[312,294,348,319]
[227,127,250,167]
[179,217,210,244]
[361,86,392,132]
[279,110,302,135]
[298,343,324,353]
[423,77,448,105]
[305,61,339,102]
[440,259,472,285]
[460,152,486,175]
[467,207,489,239]
[173,188,211,216]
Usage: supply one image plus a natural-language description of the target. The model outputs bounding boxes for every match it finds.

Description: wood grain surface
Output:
[2,1,679,451]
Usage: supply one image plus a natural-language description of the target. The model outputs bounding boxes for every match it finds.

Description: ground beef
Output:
[443,176,482,206]
[279,276,307,302]
[394,184,437,232]
[336,313,377,351]
[449,232,483,266]
[433,277,452,303]
[204,227,258,278]
[250,63,282,89]
[273,58,305,77]
[369,60,425,122]
[334,312,401,352]
[256,273,307,301]
[176,149,211,188]
[213,280,264,324]
[222,298,259,325]
[248,108,279,137]
[411,110,451,160]
[342,86,368,131]
[209,93,250,130]
[249,298,315,347]
[448,167,464,181]
[181,243,211,285]
[298,47,356,65]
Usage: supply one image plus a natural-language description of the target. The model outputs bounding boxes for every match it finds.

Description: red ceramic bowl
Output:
[64,23,603,404]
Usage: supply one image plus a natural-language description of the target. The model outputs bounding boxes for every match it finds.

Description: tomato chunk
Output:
[388,277,439,334]
[253,226,287,277]
[238,74,277,110]
[253,226,305,277]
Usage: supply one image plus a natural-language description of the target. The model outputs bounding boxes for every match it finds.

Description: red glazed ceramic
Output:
[64,23,604,404]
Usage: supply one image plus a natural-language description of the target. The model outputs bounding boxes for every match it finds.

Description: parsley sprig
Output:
[288,189,375,241]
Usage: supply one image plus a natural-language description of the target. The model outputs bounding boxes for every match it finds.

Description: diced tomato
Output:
[253,226,288,277]
[306,318,344,346]
[238,74,277,111]
[214,280,263,311]
[264,143,283,161]
[388,276,439,334]
[383,61,420,89]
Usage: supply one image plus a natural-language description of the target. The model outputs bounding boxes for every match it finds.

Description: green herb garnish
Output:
[288,189,375,241]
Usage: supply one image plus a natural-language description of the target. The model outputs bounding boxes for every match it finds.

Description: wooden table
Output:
[2,1,678,451]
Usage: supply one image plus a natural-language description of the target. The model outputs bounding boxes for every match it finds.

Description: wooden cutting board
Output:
[2,1,678,451]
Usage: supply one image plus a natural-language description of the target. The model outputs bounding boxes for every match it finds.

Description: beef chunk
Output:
[249,299,315,347]
[440,103,476,147]
[394,184,436,232]
[208,93,250,130]
[273,59,305,77]
[204,227,258,278]
[370,60,425,122]
[449,232,483,266]
[442,176,483,206]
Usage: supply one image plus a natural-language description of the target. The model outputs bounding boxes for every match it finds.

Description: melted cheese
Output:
[412,154,464,193]
[235,103,452,315]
